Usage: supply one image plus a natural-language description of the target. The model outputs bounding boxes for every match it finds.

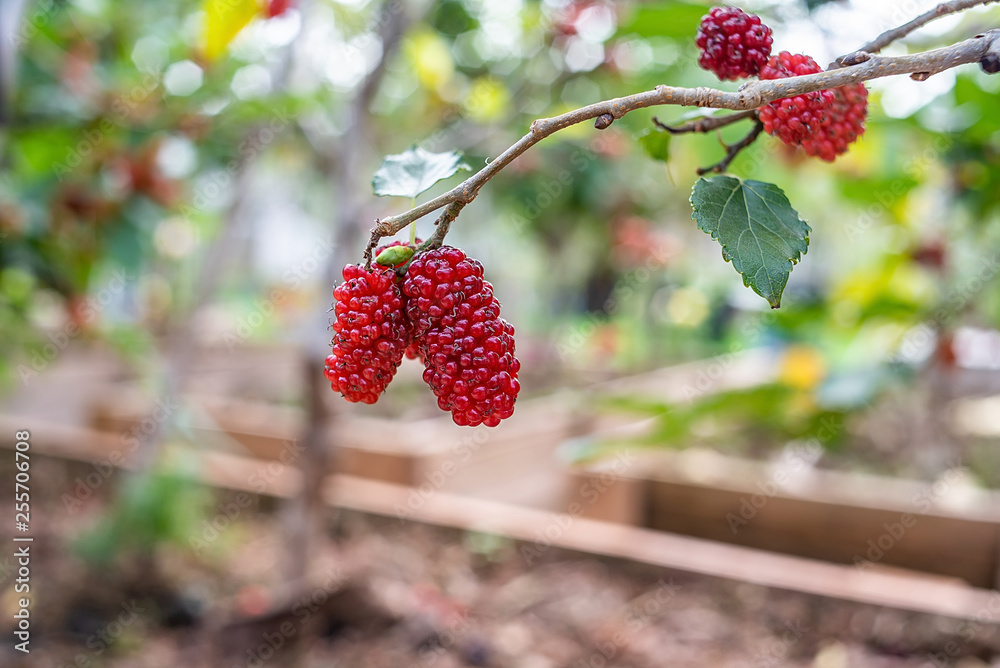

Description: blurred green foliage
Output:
[75,470,211,564]
[0,0,998,474]
[602,383,850,454]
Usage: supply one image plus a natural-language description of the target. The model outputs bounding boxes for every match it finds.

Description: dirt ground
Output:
[2,454,999,668]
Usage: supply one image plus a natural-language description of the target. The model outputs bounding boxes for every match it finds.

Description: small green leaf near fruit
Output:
[372,147,471,199]
[375,244,415,267]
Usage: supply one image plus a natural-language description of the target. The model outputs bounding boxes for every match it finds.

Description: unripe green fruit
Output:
[375,245,414,267]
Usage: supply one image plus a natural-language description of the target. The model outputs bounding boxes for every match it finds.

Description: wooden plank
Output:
[15,394,1000,590]
[577,448,1000,589]
[324,476,1000,621]
[647,478,1000,588]
[953,395,1000,437]
[412,397,579,509]
[76,350,773,501]
[564,469,647,524]
[2,417,998,621]
[85,389,583,505]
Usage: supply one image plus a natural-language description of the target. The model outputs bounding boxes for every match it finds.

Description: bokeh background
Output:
[2,0,1000,666]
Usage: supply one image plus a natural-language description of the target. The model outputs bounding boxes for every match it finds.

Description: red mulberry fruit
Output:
[324,264,409,404]
[402,247,521,427]
[696,6,773,80]
[758,51,867,161]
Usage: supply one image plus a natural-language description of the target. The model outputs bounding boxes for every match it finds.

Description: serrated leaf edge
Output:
[371,146,471,199]
[689,176,810,308]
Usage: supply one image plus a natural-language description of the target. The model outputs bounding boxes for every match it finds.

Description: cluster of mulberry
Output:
[696,6,867,160]
[325,245,520,427]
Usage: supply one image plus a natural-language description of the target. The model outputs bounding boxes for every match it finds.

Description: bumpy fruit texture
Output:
[758,51,868,161]
[373,239,425,361]
[815,83,868,161]
[757,52,834,147]
[696,6,773,80]
[402,247,521,428]
[324,265,409,404]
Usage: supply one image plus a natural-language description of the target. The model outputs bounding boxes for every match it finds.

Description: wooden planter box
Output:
[14,344,999,614]
[87,391,582,509]
[28,344,998,591]
[567,447,1000,589]
[2,416,996,624]
[84,350,779,510]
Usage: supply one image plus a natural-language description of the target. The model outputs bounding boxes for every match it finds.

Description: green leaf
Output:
[616,2,707,39]
[637,129,671,163]
[690,176,810,309]
[372,147,470,199]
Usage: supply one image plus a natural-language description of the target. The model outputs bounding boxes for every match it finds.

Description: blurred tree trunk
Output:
[282,0,414,594]
[0,0,27,125]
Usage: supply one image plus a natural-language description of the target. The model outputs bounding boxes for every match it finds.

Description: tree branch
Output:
[853,0,999,57]
[652,110,756,135]
[983,32,1000,71]
[696,119,765,176]
[367,29,998,244]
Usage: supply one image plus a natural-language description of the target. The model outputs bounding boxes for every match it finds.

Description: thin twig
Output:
[391,201,465,274]
[855,0,999,56]
[367,29,998,245]
[696,120,765,175]
[652,110,757,134]
[422,202,464,250]
[363,225,379,270]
